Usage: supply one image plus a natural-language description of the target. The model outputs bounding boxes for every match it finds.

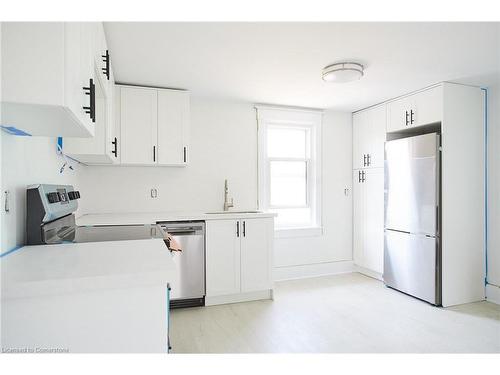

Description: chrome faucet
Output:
[223,179,234,211]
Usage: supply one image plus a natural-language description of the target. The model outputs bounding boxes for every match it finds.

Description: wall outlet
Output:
[151,188,158,198]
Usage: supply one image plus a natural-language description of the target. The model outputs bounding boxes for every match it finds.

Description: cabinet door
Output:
[386,95,413,133]
[352,170,365,267]
[157,90,189,166]
[352,111,367,170]
[412,85,443,127]
[206,220,241,297]
[363,168,385,274]
[65,23,94,134]
[367,105,386,168]
[240,218,273,293]
[119,86,158,165]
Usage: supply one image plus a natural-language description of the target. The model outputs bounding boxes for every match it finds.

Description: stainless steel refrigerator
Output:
[383,132,441,305]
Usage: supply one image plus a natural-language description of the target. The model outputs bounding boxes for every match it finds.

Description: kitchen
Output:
[0,7,499,372]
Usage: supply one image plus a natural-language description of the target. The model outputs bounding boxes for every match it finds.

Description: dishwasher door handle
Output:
[166,230,197,235]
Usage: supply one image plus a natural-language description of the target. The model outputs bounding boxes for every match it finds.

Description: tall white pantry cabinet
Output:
[352,82,485,307]
[352,105,386,277]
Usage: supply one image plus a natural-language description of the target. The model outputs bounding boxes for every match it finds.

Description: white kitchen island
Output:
[1,238,175,353]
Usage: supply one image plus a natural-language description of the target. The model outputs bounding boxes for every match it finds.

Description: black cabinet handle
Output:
[358,170,362,183]
[367,154,371,166]
[405,110,409,126]
[243,221,246,237]
[183,146,187,163]
[83,78,96,123]
[153,146,156,162]
[362,170,366,182]
[410,109,415,125]
[102,50,110,81]
[363,154,367,167]
[236,221,240,237]
[111,137,118,158]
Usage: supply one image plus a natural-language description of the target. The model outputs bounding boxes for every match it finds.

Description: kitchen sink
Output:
[205,210,262,214]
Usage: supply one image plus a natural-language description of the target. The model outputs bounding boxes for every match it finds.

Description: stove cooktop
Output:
[44,224,166,244]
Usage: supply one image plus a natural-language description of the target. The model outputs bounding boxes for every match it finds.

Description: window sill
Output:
[274,227,323,239]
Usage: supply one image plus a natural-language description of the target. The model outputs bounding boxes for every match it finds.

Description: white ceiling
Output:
[104,22,500,112]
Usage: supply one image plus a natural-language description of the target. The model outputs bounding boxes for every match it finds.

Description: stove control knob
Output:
[47,192,60,204]
[68,191,81,200]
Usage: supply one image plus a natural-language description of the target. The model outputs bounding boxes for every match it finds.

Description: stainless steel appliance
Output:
[383,133,441,305]
[26,184,165,245]
[158,221,206,308]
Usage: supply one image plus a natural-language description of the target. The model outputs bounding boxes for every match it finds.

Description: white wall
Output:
[487,83,500,298]
[78,97,353,274]
[78,97,258,214]
[0,136,79,252]
[273,111,353,278]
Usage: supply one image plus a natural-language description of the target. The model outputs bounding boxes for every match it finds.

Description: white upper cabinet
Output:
[117,85,190,167]
[65,24,118,164]
[353,105,386,169]
[157,90,190,166]
[387,85,443,133]
[1,22,96,137]
[119,86,158,165]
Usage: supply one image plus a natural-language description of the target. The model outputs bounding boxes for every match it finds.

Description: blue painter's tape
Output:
[0,245,23,258]
[483,88,489,286]
[0,126,32,136]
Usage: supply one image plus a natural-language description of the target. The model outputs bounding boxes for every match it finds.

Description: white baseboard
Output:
[205,289,273,306]
[273,260,354,282]
[354,264,383,281]
[486,283,500,305]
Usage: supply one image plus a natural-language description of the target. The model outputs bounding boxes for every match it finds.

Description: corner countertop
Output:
[1,238,175,299]
[76,211,277,226]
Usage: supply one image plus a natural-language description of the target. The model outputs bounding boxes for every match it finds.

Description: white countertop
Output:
[76,211,277,226]
[1,238,175,299]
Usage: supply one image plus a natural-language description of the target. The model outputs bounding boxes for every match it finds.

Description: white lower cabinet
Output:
[206,219,241,296]
[206,218,273,303]
[353,168,384,275]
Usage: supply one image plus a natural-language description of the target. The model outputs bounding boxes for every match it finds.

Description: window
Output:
[257,106,322,233]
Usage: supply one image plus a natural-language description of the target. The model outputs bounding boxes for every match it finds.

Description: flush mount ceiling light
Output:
[322,62,364,83]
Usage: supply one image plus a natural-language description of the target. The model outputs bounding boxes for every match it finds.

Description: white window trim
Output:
[256,105,323,237]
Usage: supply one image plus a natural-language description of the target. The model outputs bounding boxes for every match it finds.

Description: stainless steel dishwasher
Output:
[158,221,205,308]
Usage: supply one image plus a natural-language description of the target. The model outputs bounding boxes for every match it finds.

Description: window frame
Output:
[256,106,323,235]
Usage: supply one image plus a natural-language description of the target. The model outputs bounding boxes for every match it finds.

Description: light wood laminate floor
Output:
[170,273,500,353]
